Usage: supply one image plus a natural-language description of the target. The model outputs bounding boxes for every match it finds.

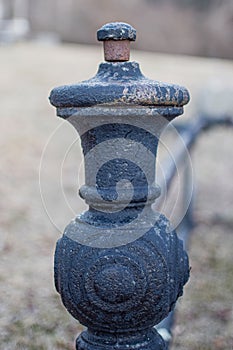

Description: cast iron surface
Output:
[50,22,190,350]
[49,61,189,108]
[97,22,137,41]
[55,216,189,331]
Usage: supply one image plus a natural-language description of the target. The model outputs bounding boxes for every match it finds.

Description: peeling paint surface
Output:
[49,61,190,109]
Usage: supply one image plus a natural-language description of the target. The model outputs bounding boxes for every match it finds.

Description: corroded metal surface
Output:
[49,22,190,350]
[49,61,189,108]
[103,40,130,62]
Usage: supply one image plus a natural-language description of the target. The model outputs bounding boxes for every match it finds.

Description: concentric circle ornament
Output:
[56,224,181,333]
[84,255,147,312]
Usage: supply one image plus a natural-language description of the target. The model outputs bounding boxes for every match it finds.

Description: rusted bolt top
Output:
[97,22,136,62]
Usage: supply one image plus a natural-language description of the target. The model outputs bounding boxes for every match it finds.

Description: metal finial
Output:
[97,22,136,62]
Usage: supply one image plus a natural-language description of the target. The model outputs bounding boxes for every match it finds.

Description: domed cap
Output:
[97,22,136,41]
[49,22,190,116]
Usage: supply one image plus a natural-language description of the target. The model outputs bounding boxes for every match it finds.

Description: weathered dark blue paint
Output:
[97,22,137,41]
[50,22,190,350]
[49,62,189,108]
[55,216,189,348]
[81,124,158,156]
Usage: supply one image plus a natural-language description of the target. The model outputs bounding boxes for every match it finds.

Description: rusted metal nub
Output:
[104,40,130,62]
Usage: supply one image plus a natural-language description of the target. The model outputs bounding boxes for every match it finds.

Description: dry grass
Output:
[0,42,233,349]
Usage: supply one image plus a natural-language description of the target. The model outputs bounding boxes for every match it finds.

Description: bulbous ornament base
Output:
[76,328,165,350]
[55,213,189,348]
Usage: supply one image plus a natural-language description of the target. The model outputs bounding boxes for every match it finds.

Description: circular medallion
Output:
[66,229,170,331]
[84,255,147,312]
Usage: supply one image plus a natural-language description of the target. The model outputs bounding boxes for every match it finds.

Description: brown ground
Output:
[0,42,233,349]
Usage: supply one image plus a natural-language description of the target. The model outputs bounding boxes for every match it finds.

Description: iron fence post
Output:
[49,22,190,350]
